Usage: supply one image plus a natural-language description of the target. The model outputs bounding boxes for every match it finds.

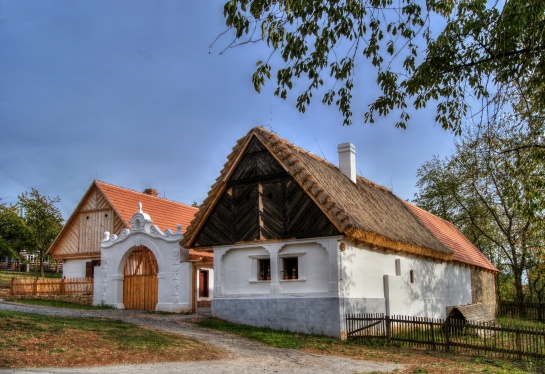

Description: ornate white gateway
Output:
[93,203,192,312]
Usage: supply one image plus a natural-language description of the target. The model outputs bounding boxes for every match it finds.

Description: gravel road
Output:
[0,301,403,374]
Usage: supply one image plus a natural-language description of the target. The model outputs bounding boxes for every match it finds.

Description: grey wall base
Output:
[213,297,342,338]
[212,297,388,339]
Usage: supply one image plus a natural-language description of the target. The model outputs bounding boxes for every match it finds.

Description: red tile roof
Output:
[404,202,497,272]
[96,181,196,234]
[96,181,211,258]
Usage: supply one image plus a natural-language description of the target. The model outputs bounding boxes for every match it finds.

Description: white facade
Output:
[340,242,472,318]
[93,206,199,312]
[212,236,473,338]
[62,259,90,278]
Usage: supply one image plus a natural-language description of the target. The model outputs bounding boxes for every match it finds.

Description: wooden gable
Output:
[49,185,125,259]
[193,136,339,247]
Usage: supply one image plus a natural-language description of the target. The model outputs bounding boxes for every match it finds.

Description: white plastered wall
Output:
[211,236,344,338]
[214,237,342,298]
[340,241,472,318]
[62,259,89,278]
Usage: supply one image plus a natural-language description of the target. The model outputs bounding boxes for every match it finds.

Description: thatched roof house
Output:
[182,126,496,271]
[181,126,497,338]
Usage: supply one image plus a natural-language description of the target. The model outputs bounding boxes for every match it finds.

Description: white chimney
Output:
[338,143,357,183]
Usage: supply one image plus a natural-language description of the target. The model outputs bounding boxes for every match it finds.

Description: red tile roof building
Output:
[48,180,211,262]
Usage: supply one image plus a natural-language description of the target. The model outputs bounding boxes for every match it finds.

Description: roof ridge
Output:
[252,127,393,194]
[94,180,198,211]
[252,126,338,168]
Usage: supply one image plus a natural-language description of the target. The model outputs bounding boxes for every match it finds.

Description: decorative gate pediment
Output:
[94,203,192,312]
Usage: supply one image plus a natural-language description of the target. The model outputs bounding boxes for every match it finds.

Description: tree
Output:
[220,0,545,133]
[0,201,29,260]
[18,189,63,276]
[414,114,545,306]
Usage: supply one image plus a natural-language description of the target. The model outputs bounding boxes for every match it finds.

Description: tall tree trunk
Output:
[513,266,526,318]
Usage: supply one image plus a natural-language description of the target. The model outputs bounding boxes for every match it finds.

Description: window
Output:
[86,260,100,278]
[410,270,415,284]
[258,259,270,280]
[282,257,298,280]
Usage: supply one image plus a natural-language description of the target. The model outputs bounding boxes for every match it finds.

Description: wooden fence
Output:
[10,277,93,296]
[346,313,545,361]
[497,302,545,322]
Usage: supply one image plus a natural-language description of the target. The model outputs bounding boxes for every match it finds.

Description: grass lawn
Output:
[3,298,113,310]
[197,318,543,374]
[0,310,224,368]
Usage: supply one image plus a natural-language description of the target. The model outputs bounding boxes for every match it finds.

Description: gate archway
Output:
[123,246,158,310]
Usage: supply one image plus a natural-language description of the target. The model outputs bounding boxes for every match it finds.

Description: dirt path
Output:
[0,301,403,373]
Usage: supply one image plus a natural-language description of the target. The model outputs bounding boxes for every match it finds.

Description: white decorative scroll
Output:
[171,248,180,303]
[100,253,108,304]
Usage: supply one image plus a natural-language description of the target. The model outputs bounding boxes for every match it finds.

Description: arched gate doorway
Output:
[123,246,158,310]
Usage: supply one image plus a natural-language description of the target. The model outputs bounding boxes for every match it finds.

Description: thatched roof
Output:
[182,127,497,270]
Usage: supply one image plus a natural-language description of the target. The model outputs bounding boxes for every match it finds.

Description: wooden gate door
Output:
[123,246,158,310]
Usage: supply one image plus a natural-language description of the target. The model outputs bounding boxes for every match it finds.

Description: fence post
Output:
[430,318,436,350]
[385,315,391,346]
[33,277,38,295]
[10,277,14,295]
[445,318,450,353]
[516,326,522,360]
[61,277,66,295]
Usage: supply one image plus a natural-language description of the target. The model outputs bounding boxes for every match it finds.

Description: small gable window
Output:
[410,270,415,284]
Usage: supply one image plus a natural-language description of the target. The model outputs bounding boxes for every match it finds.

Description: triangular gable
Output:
[184,127,495,266]
[192,136,339,247]
[47,182,122,259]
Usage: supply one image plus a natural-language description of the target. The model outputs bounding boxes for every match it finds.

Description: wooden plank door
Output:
[123,246,158,310]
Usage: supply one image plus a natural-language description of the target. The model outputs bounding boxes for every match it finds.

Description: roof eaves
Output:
[346,227,454,261]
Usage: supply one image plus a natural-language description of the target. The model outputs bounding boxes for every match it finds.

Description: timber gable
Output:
[193,136,339,247]
[48,185,122,259]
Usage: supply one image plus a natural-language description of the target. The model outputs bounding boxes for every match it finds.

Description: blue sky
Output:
[0,0,456,220]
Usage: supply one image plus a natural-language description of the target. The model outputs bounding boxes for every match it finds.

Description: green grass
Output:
[196,318,338,349]
[5,298,113,310]
[197,318,540,373]
[0,309,186,350]
[497,317,545,329]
